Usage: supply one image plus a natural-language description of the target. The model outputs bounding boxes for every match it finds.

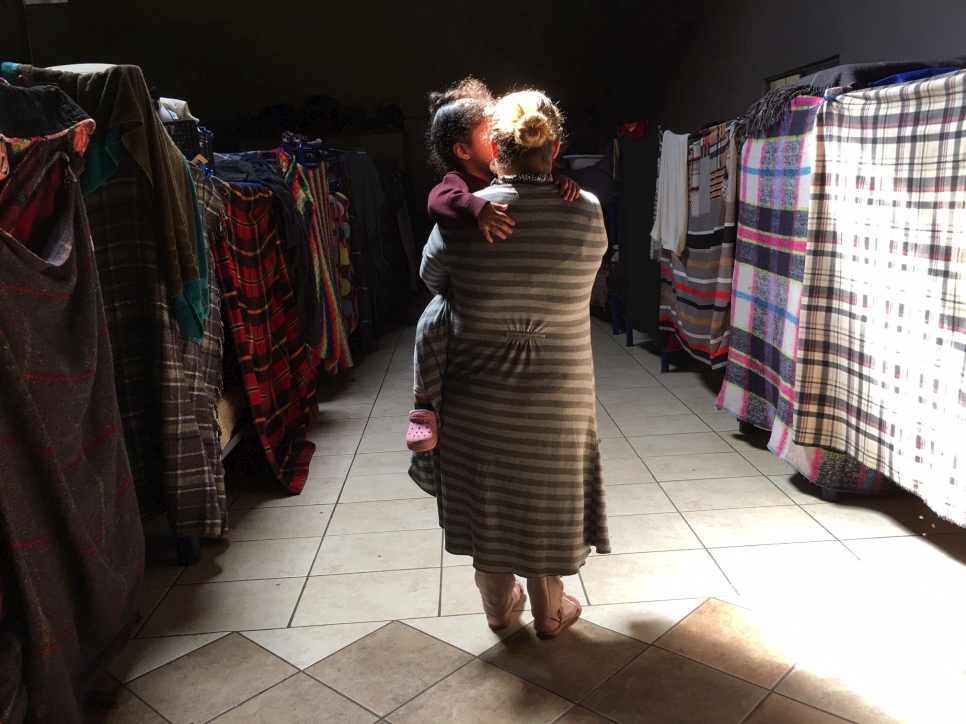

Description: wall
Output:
[650,0,966,131]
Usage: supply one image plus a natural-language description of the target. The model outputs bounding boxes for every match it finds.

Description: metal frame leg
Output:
[626,326,633,347]
[610,293,620,335]
[660,345,670,373]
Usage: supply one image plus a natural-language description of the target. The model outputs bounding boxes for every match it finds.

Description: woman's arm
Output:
[420,227,450,296]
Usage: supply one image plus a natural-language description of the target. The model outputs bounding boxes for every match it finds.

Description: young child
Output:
[406,79,580,459]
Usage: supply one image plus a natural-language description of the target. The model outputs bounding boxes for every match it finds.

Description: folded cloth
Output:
[650,130,689,256]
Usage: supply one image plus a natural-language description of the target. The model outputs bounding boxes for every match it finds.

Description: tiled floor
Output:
[89,320,966,724]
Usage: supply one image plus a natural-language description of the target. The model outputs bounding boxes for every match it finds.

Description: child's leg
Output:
[413,294,449,414]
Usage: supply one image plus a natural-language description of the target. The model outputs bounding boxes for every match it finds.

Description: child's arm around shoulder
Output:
[428,172,515,243]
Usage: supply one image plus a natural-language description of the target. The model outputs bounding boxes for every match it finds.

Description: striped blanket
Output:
[794,71,966,523]
[659,122,737,368]
[717,98,892,492]
[213,182,319,494]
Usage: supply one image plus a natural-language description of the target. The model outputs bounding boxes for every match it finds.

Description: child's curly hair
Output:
[426,77,494,175]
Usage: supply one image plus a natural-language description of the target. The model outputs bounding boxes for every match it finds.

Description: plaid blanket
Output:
[794,71,966,522]
[717,98,892,493]
[214,181,318,494]
[86,155,226,537]
[0,109,143,723]
[659,122,737,368]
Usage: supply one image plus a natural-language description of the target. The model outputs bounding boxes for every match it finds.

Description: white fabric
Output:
[159,98,198,122]
[650,130,689,256]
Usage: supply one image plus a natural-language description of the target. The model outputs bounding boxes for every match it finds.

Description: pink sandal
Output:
[535,594,582,640]
[486,581,525,631]
[407,409,438,452]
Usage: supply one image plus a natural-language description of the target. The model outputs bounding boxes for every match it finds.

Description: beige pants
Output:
[474,571,564,622]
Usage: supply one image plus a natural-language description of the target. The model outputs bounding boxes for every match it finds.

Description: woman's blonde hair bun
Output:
[514,110,551,148]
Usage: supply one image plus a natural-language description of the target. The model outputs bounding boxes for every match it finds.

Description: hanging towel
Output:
[650,130,689,257]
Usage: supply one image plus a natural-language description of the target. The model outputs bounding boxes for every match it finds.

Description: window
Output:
[765,56,840,92]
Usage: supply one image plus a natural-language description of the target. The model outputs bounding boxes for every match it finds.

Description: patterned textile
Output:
[421,184,610,578]
[0,101,143,723]
[331,191,359,334]
[794,71,966,523]
[716,98,892,493]
[214,181,319,494]
[86,154,226,537]
[408,294,449,496]
[658,122,738,368]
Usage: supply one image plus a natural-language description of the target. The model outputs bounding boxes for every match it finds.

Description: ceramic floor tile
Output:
[139,578,304,636]
[357,431,409,453]
[315,404,373,420]
[306,416,369,439]
[698,411,742,432]
[128,634,295,724]
[242,622,387,670]
[641,452,759,482]
[684,506,834,548]
[745,694,852,724]
[684,397,725,415]
[580,599,704,643]
[229,505,333,541]
[802,498,963,539]
[482,620,646,701]
[388,659,571,724]
[602,399,694,419]
[362,415,411,436]
[348,451,412,476]
[741,450,796,475]
[596,387,682,406]
[84,687,167,724]
[370,398,413,418]
[615,414,713,437]
[580,550,734,604]
[311,529,442,575]
[604,483,676,515]
[308,454,355,480]
[309,434,362,456]
[595,416,623,438]
[179,538,321,584]
[767,474,834,505]
[554,706,617,724]
[403,613,533,656]
[661,477,794,512]
[326,498,439,536]
[594,374,661,391]
[669,384,722,401]
[210,673,378,723]
[142,565,182,589]
[307,622,471,715]
[606,512,703,553]
[582,647,766,724]
[716,430,771,454]
[656,599,795,688]
[602,457,657,484]
[776,666,909,724]
[107,633,229,683]
[292,568,441,626]
[231,477,344,508]
[133,587,168,637]
[627,432,733,458]
[340,472,430,503]
[599,437,639,459]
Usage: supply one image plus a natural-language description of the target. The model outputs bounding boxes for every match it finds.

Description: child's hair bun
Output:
[514,111,551,148]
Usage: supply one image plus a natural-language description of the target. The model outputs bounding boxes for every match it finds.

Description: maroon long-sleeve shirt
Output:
[426,171,492,229]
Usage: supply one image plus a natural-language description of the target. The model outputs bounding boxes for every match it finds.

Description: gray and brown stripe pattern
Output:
[420,183,610,578]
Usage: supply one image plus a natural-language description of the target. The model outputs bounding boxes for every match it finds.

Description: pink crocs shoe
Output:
[407,409,438,452]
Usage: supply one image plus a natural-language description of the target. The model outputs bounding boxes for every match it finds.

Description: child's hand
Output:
[555,174,581,202]
[478,202,515,243]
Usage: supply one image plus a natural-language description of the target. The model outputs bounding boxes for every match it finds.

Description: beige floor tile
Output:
[108,633,228,683]
[362,415,411,436]
[595,416,622,438]
[594,373,661,391]
[599,437,638,459]
[602,398,694,419]
[312,529,442,575]
[133,587,168,637]
[307,622,471,715]
[655,371,706,388]
[596,387,682,406]
[231,477,344,509]
[768,474,834,505]
[670,384,721,401]
[142,565,182,589]
[128,634,295,724]
[684,506,834,548]
[357,431,409,453]
[307,416,369,439]
[604,483,676,515]
[210,673,378,723]
[315,403,374,420]
[179,538,321,584]
[641,452,759,482]
[229,505,333,542]
[716,429,771,453]
[742,450,796,475]
[310,434,362,457]
[844,533,966,584]
[745,694,852,723]
[308,454,354,480]
[661,476,794,512]
[243,622,387,670]
[340,472,427,503]
[580,599,704,643]
[554,706,616,724]
[776,666,909,724]
[388,659,571,724]
[802,498,963,540]
[326,498,439,536]
[583,647,766,724]
[139,578,304,636]
[84,686,167,724]
[594,361,651,379]
[403,613,533,656]
[606,512,703,553]
[292,568,440,626]
[628,432,733,457]
[602,456,657,484]
[657,599,795,688]
[482,620,646,701]
[348,451,412,476]
[580,550,733,604]
[698,411,742,432]
[684,397,725,415]
[370,398,413,418]
[616,413,713,437]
